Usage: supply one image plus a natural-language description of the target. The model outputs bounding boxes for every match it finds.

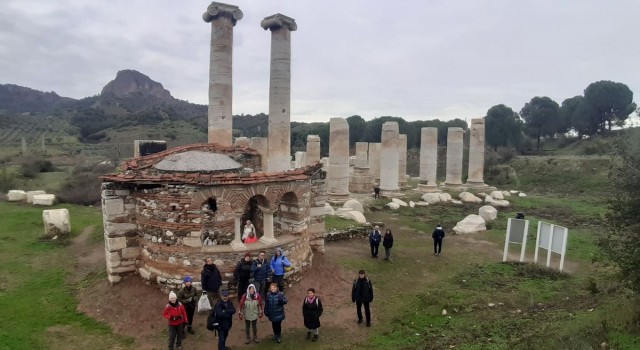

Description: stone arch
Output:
[242,194,269,239]
[196,188,235,246]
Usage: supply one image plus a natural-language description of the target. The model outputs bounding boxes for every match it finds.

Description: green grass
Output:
[0,202,132,350]
[325,214,363,231]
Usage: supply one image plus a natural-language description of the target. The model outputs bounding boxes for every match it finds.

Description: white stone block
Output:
[32,194,55,206]
[106,237,127,251]
[519,192,527,197]
[108,275,122,283]
[421,193,441,204]
[343,199,364,213]
[409,201,415,208]
[459,192,482,203]
[392,198,408,206]
[26,190,46,203]
[338,210,367,224]
[453,214,486,234]
[479,205,498,222]
[490,191,504,200]
[138,267,152,280]
[103,197,124,215]
[42,208,70,237]
[121,247,140,259]
[385,202,400,210]
[7,190,27,202]
[415,201,429,207]
[105,222,137,237]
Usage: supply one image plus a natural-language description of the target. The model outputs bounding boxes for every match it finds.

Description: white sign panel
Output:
[538,221,552,249]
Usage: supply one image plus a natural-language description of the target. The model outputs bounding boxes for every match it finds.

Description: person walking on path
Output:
[270,247,291,292]
[234,252,253,302]
[382,229,394,261]
[251,250,270,298]
[239,283,263,344]
[432,224,446,256]
[369,226,382,258]
[212,290,236,350]
[264,282,288,343]
[201,257,223,307]
[302,288,324,342]
[177,276,198,335]
[163,291,188,350]
[351,270,374,327]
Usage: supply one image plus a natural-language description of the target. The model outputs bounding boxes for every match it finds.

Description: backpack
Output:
[206,308,219,335]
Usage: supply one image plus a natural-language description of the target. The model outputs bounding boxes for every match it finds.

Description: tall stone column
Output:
[368,143,381,181]
[355,142,369,167]
[259,208,277,244]
[261,14,297,172]
[327,118,350,203]
[417,127,438,192]
[306,135,321,165]
[203,2,243,146]
[466,118,487,187]
[380,122,400,193]
[398,134,407,187]
[444,127,464,187]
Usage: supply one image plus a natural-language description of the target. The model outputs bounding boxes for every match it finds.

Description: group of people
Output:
[368,223,446,260]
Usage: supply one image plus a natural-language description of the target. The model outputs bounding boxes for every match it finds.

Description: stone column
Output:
[294,151,306,168]
[234,137,250,148]
[368,143,381,181]
[250,137,268,171]
[417,127,438,192]
[261,14,297,173]
[355,142,369,167]
[259,208,277,244]
[398,134,407,187]
[380,122,400,193]
[203,2,243,146]
[444,127,464,187]
[306,135,321,165]
[466,118,487,187]
[327,118,350,203]
[230,212,246,250]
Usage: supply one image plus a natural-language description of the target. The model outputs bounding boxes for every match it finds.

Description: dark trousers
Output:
[238,279,250,301]
[245,319,258,338]
[384,246,392,260]
[271,320,282,336]
[184,303,195,326]
[254,279,268,299]
[434,238,443,254]
[272,275,285,291]
[218,328,229,350]
[370,242,380,257]
[168,324,184,348]
[356,301,371,322]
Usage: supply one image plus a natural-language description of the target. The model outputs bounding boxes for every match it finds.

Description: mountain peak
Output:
[101,70,172,100]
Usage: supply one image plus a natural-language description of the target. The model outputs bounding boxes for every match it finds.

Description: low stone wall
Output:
[325,226,370,241]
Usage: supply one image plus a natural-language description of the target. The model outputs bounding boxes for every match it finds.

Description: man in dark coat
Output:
[351,270,374,327]
[432,224,446,256]
[369,226,382,258]
[212,290,236,350]
[251,250,270,298]
[234,252,253,302]
[201,257,223,307]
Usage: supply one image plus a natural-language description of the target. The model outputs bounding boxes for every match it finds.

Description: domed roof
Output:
[153,150,242,172]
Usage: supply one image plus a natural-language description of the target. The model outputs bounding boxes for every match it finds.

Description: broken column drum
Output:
[444,127,464,186]
[306,135,321,165]
[466,118,486,187]
[327,118,350,203]
[379,122,400,192]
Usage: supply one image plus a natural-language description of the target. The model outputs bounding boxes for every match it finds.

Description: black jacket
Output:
[302,297,324,329]
[212,299,236,331]
[352,277,374,303]
[432,227,445,240]
[382,233,394,248]
[201,264,222,292]
[234,259,253,282]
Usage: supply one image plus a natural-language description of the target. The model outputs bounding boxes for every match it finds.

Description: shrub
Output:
[19,157,56,178]
[0,168,18,193]
[56,163,115,205]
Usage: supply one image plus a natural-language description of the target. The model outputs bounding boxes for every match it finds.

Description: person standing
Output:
[177,276,198,335]
[163,291,188,350]
[234,252,253,302]
[432,224,445,256]
[351,270,374,327]
[264,282,288,343]
[369,226,382,258]
[201,257,223,308]
[251,250,270,298]
[270,247,291,292]
[302,288,324,342]
[382,229,394,261]
[213,290,236,350]
[373,184,381,199]
[239,284,263,344]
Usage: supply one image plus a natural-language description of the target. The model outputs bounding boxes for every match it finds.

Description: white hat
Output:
[169,291,177,301]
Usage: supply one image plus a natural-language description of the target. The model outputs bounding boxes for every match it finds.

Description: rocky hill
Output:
[100,70,173,101]
[0,84,75,113]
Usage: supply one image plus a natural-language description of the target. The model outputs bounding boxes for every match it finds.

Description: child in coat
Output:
[163,291,188,350]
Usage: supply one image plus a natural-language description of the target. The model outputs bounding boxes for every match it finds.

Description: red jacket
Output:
[163,302,188,326]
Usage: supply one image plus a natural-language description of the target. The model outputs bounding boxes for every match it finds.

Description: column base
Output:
[415,183,438,193]
[259,236,278,245]
[465,181,490,189]
[230,240,246,251]
[380,189,403,198]
[327,192,350,205]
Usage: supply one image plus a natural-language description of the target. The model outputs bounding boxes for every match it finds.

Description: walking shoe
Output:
[253,337,260,343]
[245,337,250,344]
[187,326,195,334]
[366,322,371,327]
[312,334,319,342]
[276,336,282,343]
[357,319,363,324]
[306,332,311,340]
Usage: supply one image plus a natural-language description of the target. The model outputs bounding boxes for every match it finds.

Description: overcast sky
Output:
[1,0,638,123]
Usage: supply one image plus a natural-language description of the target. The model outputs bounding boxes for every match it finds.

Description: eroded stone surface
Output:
[453,214,486,234]
[479,205,497,222]
[43,208,70,237]
[7,190,26,202]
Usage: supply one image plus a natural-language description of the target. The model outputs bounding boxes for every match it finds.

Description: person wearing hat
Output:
[234,252,253,302]
[213,290,236,350]
[177,276,198,335]
[163,291,188,350]
[432,224,446,256]
[201,257,223,307]
[270,247,291,292]
[351,270,374,327]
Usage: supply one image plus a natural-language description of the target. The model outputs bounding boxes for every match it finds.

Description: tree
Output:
[602,128,640,293]
[485,104,522,150]
[520,96,560,151]
[584,80,636,132]
[563,96,600,138]
[346,115,366,149]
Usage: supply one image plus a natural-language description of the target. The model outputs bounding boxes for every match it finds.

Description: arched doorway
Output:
[242,195,269,239]
[200,197,235,245]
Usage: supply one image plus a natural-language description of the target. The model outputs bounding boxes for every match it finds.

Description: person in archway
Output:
[242,219,256,243]
[432,224,446,256]
[234,252,253,302]
[244,230,258,244]
[270,247,291,291]
[201,257,222,307]
[351,270,373,327]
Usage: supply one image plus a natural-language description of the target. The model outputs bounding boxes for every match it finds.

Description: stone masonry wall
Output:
[308,171,327,252]
[102,182,139,284]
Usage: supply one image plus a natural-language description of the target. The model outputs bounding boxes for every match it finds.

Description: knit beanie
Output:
[169,291,177,301]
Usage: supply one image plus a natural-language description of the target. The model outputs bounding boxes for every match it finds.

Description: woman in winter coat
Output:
[234,252,253,302]
[239,283,263,344]
[264,282,288,343]
[302,287,324,342]
[270,247,291,291]
[163,291,188,350]
[177,276,198,334]
[382,229,394,261]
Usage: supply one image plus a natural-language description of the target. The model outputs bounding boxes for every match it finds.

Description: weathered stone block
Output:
[42,208,71,237]
[108,275,122,283]
[7,190,27,202]
[106,237,127,251]
[103,197,125,215]
[107,264,136,274]
[26,190,46,203]
[121,247,140,259]
[33,194,55,206]
[105,222,137,237]
[183,237,202,247]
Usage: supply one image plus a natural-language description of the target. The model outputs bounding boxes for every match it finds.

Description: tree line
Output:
[485,80,637,151]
